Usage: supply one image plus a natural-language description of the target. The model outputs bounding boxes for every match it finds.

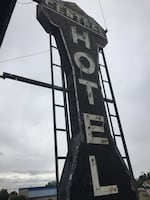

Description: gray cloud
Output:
[13,170,55,175]
[0,171,55,192]
[0,152,4,156]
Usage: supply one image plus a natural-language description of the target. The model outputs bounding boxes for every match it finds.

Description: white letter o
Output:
[74,52,95,74]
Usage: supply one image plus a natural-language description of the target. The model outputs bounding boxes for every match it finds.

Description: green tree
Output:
[8,191,26,200]
[136,171,150,188]
[10,191,17,196]
[0,189,9,200]
[45,181,56,187]
[10,195,26,200]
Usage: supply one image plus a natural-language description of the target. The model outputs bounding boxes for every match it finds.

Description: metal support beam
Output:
[0,72,69,92]
[99,49,134,178]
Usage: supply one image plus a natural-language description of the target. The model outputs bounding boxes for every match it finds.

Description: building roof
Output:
[0,0,17,47]
[20,186,57,198]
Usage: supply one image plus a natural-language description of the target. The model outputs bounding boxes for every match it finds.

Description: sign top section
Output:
[0,0,17,47]
[38,0,107,41]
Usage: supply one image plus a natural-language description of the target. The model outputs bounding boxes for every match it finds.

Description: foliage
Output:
[0,189,26,200]
[10,195,27,200]
[10,191,17,196]
[136,172,150,188]
[0,189,9,200]
[45,181,56,187]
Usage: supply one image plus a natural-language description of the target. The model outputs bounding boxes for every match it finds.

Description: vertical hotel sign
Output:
[36,1,138,200]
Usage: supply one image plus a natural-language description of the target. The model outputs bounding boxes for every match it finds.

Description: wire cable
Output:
[0,50,49,64]
[97,0,108,32]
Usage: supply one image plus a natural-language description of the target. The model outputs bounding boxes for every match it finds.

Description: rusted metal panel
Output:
[36,1,138,200]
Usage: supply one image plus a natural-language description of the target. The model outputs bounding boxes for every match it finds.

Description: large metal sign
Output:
[36,0,138,199]
[0,0,17,47]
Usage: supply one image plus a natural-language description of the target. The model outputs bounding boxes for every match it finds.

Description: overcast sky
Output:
[0,0,150,192]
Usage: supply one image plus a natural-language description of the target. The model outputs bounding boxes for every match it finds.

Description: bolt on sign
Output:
[36,0,138,199]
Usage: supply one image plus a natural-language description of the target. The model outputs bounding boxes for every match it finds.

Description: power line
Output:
[97,0,108,31]
[0,50,49,64]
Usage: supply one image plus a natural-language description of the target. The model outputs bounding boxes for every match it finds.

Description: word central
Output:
[45,0,106,37]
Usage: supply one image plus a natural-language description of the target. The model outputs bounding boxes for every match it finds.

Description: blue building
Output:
[19,186,57,200]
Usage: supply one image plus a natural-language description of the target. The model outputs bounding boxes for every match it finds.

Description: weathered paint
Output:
[36,1,138,200]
